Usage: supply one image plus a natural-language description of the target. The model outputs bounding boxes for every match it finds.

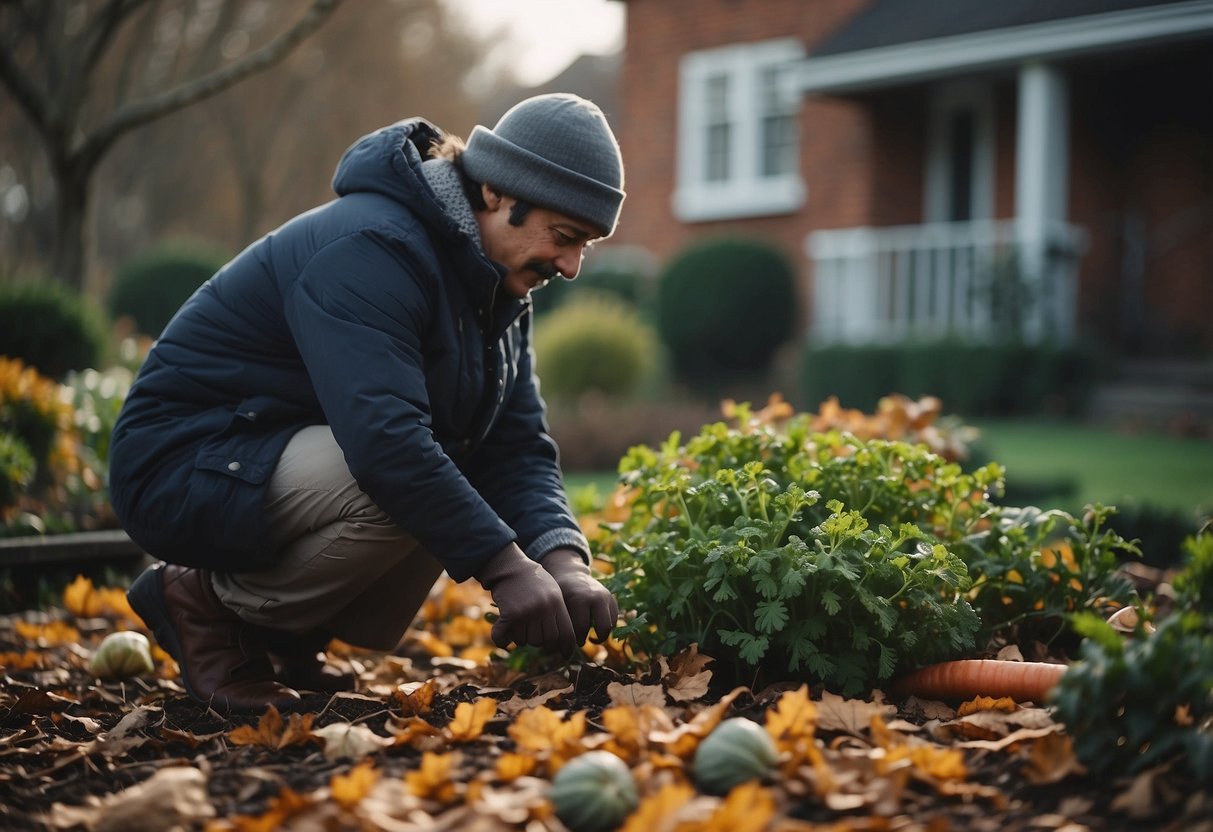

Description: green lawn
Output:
[563,420,1213,519]
[971,420,1213,517]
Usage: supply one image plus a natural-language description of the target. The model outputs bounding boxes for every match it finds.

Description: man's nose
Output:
[555,251,582,281]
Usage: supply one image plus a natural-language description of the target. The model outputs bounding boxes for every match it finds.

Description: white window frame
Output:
[674,38,806,223]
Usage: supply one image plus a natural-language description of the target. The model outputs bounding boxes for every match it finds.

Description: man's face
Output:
[477,187,598,299]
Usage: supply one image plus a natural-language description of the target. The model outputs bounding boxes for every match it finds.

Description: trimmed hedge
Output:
[656,237,796,394]
[799,339,1098,417]
[0,281,109,379]
[533,291,662,401]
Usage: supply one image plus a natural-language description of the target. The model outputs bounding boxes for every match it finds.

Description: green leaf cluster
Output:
[597,415,985,695]
[1052,531,1213,782]
[960,503,1139,644]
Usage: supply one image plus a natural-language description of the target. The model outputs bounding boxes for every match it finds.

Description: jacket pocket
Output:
[194,396,292,485]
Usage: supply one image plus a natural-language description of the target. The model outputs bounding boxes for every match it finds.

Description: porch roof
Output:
[793,0,1213,93]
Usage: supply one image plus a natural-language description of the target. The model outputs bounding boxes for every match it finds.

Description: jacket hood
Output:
[331,118,455,236]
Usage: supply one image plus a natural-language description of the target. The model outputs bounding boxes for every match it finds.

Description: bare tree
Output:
[0,0,344,290]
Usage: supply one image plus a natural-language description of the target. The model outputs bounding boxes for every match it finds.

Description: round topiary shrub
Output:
[531,264,650,320]
[0,281,108,379]
[655,237,796,391]
[109,241,228,336]
[533,291,661,401]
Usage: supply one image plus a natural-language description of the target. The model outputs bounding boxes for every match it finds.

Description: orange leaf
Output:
[447,698,497,742]
[404,751,458,804]
[228,706,315,750]
[14,619,80,646]
[618,782,694,832]
[394,679,437,716]
[330,760,379,810]
[695,782,776,832]
[508,706,586,755]
[765,684,817,750]
[210,786,312,832]
[64,575,100,618]
[495,751,538,782]
[957,696,1016,717]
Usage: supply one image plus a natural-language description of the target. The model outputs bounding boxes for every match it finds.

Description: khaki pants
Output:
[211,425,445,650]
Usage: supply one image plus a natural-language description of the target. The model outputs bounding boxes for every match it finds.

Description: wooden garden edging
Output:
[0,529,149,570]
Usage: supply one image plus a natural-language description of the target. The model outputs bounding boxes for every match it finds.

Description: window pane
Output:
[704,74,731,182]
[759,66,795,177]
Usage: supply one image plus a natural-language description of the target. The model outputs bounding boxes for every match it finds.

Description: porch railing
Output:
[806,219,1086,344]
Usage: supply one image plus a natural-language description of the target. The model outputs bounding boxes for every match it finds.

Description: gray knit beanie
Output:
[461,93,625,237]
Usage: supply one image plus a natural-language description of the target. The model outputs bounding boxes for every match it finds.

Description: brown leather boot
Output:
[253,626,357,693]
[127,563,301,712]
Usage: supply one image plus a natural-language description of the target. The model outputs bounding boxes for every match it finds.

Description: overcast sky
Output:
[441,0,625,86]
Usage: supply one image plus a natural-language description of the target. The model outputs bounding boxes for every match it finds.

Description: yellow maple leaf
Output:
[690,781,776,832]
[508,706,586,754]
[881,744,968,782]
[447,697,497,742]
[618,782,694,832]
[495,751,538,782]
[765,684,817,751]
[600,706,645,763]
[405,751,458,804]
[330,760,379,810]
[410,630,453,658]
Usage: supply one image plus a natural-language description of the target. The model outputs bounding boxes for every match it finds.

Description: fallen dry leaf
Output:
[227,705,315,751]
[446,697,497,742]
[45,765,214,832]
[1023,731,1085,784]
[329,759,380,810]
[607,681,667,708]
[404,750,459,804]
[619,781,695,832]
[312,722,392,762]
[816,690,896,736]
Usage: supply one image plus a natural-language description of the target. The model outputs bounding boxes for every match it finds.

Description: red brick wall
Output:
[614,0,876,272]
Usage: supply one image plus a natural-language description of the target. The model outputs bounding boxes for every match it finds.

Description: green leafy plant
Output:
[597,412,983,695]
[960,504,1140,645]
[1051,529,1213,782]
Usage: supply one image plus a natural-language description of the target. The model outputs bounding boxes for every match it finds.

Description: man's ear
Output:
[481,184,504,211]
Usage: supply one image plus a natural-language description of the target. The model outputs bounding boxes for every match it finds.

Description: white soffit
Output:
[794,0,1213,93]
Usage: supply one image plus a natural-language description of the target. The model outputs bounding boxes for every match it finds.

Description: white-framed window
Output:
[674,38,806,223]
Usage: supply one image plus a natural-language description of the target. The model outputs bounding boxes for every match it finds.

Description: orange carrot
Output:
[889,659,1067,703]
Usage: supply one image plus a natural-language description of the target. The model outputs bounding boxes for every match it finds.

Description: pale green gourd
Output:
[89,630,155,679]
[692,717,778,794]
[550,750,638,832]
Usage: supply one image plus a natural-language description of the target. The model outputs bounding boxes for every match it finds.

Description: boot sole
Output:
[127,565,206,705]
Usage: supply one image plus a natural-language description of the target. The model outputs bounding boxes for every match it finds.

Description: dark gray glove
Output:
[541,548,619,646]
[475,543,577,654]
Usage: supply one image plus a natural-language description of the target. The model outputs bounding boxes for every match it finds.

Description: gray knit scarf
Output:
[420,157,482,251]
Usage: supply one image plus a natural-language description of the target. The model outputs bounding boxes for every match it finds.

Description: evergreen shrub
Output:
[0,281,108,379]
[531,264,650,319]
[656,238,796,392]
[533,292,661,401]
[109,241,227,336]
[799,339,1096,417]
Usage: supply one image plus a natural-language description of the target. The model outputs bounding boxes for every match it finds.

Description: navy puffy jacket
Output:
[108,119,586,581]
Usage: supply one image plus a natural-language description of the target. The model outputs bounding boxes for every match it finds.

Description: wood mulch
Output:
[0,574,1208,832]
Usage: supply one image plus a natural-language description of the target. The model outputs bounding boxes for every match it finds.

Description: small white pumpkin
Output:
[692,717,778,794]
[550,750,638,832]
[89,630,155,679]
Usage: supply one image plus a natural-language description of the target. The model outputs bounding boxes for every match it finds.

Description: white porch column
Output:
[1015,62,1070,341]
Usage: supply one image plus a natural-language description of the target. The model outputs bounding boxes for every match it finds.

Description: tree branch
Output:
[0,2,49,131]
[80,0,343,165]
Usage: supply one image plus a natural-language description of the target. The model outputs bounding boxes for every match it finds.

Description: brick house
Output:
[610,0,1213,357]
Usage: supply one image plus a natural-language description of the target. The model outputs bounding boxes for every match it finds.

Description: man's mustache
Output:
[526,261,559,281]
